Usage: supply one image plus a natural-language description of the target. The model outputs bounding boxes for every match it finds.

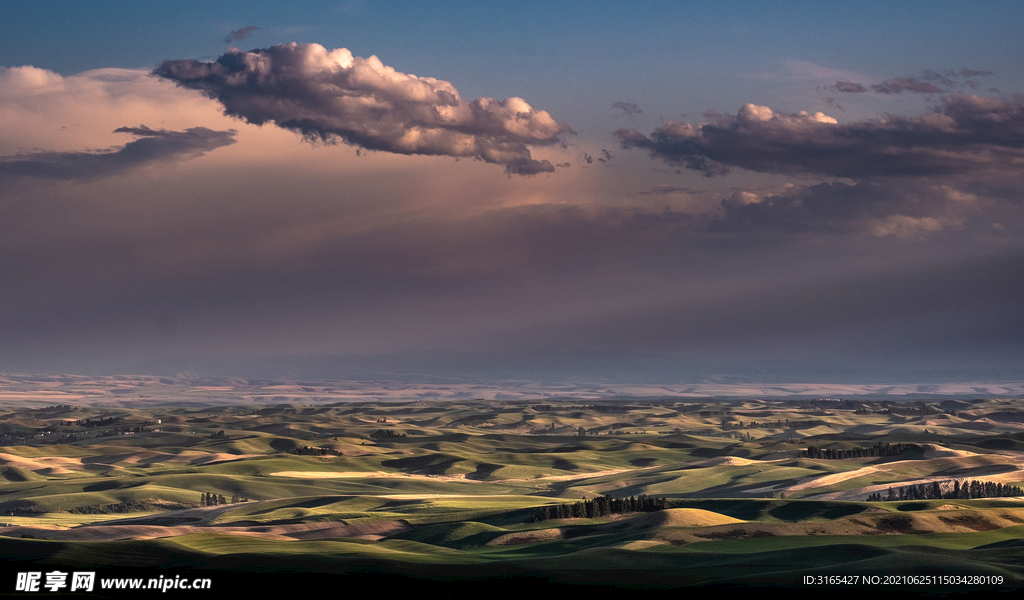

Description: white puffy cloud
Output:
[738,103,774,122]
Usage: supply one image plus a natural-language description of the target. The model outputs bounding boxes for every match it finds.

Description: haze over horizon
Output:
[2,1,1023,382]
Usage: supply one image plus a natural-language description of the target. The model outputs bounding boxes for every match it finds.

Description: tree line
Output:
[74,417,124,427]
[200,492,248,506]
[866,479,1023,501]
[528,494,667,522]
[854,404,943,416]
[531,404,631,413]
[722,419,820,431]
[288,445,341,456]
[802,442,918,459]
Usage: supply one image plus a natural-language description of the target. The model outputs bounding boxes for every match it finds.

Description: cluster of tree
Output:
[854,403,942,416]
[802,443,918,459]
[288,445,341,456]
[722,419,820,431]
[528,494,667,522]
[74,416,124,427]
[36,404,78,413]
[0,431,40,444]
[866,479,1023,501]
[201,492,226,506]
[369,429,406,439]
[531,404,618,412]
[787,399,854,408]
[529,422,569,435]
[209,430,227,439]
[583,422,634,435]
[375,418,388,423]
[531,426,648,436]
[688,428,758,439]
[200,492,248,506]
[96,426,145,437]
[885,404,942,416]
[590,405,631,414]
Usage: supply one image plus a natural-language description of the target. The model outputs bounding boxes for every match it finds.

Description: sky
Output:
[1,1,1023,378]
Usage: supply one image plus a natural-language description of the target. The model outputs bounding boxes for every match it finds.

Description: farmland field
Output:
[3,374,1024,595]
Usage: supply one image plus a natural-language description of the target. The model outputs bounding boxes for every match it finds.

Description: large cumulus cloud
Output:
[155,43,573,175]
[615,94,1024,179]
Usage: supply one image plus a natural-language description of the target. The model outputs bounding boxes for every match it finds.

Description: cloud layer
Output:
[830,69,995,96]
[0,126,235,183]
[155,43,572,175]
[615,94,1024,179]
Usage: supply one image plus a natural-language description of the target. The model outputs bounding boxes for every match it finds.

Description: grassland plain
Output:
[3,376,1024,595]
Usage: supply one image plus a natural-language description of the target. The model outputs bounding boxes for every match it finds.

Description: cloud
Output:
[701,179,976,240]
[871,77,944,95]
[833,69,994,95]
[871,214,948,238]
[612,101,642,116]
[634,185,699,197]
[0,126,235,183]
[224,26,260,44]
[154,43,573,175]
[832,81,867,93]
[615,94,1024,179]
[960,68,994,77]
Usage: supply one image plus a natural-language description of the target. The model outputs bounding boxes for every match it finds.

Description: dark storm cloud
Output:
[615,94,1024,179]
[224,26,259,44]
[612,101,642,116]
[0,126,236,183]
[155,43,573,175]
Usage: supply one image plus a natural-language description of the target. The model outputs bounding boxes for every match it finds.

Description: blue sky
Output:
[1,1,1023,377]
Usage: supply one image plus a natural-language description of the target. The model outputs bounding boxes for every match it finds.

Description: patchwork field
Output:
[3,374,1024,594]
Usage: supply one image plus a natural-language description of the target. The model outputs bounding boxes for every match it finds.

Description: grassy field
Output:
[3,376,1024,594]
